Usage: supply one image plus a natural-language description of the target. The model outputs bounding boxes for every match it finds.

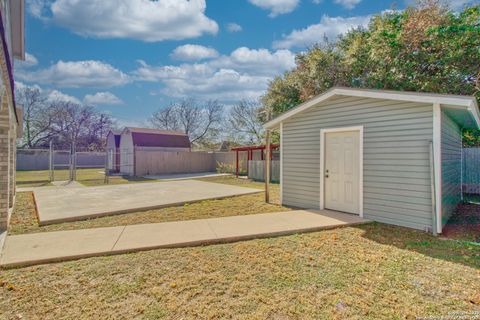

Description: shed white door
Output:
[324,131,360,214]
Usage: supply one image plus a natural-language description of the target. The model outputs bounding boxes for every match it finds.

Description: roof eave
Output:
[263,87,478,129]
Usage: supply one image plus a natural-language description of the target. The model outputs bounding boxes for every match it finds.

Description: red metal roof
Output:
[231,144,279,151]
[124,127,191,148]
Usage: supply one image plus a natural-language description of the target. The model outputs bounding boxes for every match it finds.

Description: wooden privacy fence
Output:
[248,160,280,182]
[121,149,282,179]
[463,147,480,194]
[134,149,216,176]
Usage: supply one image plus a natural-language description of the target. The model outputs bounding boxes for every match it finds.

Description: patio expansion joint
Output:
[205,220,219,238]
[111,225,127,251]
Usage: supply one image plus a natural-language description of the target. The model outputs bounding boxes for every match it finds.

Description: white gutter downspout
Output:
[432,103,442,234]
[429,141,438,236]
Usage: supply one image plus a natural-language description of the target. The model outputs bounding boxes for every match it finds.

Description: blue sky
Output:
[14,0,473,127]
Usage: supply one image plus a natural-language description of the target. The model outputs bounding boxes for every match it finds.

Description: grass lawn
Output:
[5,175,480,318]
[1,223,479,319]
[443,197,480,242]
[9,176,284,235]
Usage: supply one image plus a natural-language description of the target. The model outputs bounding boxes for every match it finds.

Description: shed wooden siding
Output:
[282,96,434,231]
[440,110,462,226]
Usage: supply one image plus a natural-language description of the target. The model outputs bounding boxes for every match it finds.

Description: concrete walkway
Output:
[34,180,261,225]
[0,210,368,268]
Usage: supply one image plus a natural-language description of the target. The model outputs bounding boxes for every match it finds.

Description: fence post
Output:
[104,149,109,184]
[49,141,54,182]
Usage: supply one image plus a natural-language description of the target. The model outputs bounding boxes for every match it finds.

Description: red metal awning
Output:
[231,144,279,177]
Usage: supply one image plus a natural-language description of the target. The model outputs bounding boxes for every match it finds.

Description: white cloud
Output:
[334,0,361,9]
[47,89,81,104]
[16,60,129,88]
[84,92,124,105]
[15,52,38,68]
[248,0,300,17]
[210,47,295,76]
[27,0,50,19]
[15,81,82,104]
[29,0,218,42]
[170,44,219,61]
[273,14,371,49]
[134,47,296,102]
[14,80,39,92]
[226,23,242,32]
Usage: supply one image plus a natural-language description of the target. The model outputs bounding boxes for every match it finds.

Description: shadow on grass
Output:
[355,222,480,270]
[440,196,480,243]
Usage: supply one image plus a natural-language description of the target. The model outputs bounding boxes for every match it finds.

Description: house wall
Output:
[282,96,434,231]
[0,0,20,231]
[440,110,462,226]
[0,104,11,230]
[0,95,16,230]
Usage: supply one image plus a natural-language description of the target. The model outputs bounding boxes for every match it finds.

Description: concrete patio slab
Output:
[34,180,261,225]
[0,210,369,268]
[143,172,230,181]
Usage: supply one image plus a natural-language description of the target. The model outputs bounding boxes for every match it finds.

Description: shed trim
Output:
[433,103,442,234]
[280,122,283,205]
[319,126,364,218]
[264,87,480,129]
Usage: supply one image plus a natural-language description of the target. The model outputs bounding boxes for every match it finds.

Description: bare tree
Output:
[228,100,264,144]
[15,86,56,148]
[150,99,223,143]
[15,85,114,150]
[48,102,114,150]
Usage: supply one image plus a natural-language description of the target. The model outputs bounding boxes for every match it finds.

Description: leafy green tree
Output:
[262,0,480,144]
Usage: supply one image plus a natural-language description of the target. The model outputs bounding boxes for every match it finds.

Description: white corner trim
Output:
[468,102,480,129]
[433,103,442,234]
[264,87,478,129]
[279,122,283,205]
[460,127,464,201]
[319,126,363,217]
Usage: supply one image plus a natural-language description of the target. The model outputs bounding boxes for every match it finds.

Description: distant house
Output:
[264,87,480,234]
[119,127,191,175]
[0,0,24,231]
[105,130,122,172]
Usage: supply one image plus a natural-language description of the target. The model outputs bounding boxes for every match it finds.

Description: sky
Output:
[13,0,476,127]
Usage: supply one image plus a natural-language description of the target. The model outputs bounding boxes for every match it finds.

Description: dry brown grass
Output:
[9,177,285,235]
[16,168,159,187]
[4,175,480,318]
[1,224,479,319]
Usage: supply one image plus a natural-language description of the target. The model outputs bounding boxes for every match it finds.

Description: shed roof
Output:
[125,127,187,135]
[264,87,480,129]
[122,127,191,148]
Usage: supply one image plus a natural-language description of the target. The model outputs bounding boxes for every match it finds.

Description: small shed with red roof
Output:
[119,127,191,175]
[106,130,122,172]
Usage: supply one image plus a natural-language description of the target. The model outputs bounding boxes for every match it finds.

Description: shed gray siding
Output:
[441,111,462,226]
[282,96,434,231]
